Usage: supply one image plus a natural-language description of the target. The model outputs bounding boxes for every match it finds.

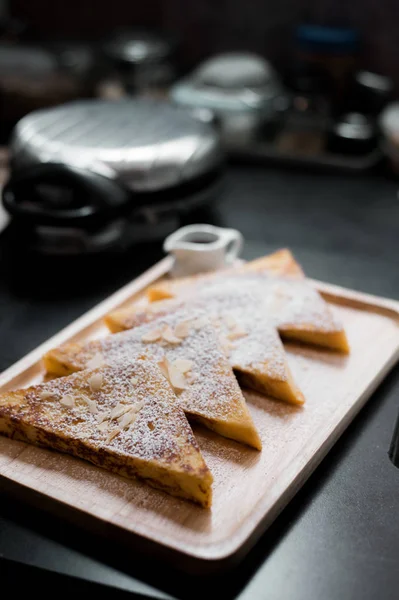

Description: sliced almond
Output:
[162,326,182,344]
[110,402,131,420]
[217,333,233,356]
[118,409,137,429]
[39,390,55,401]
[167,361,187,391]
[86,352,105,370]
[264,292,284,314]
[88,372,103,391]
[60,394,75,408]
[106,428,120,443]
[221,342,234,356]
[186,372,198,384]
[131,400,145,413]
[80,394,97,414]
[174,320,191,338]
[192,317,207,330]
[141,328,164,343]
[219,333,227,345]
[97,412,108,424]
[227,328,247,341]
[157,356,186,392]
[173,358,193,374]
[97,420,109,432]
[273,283,289,298]
[150,301,169,314]
[225,315,237,329]
[158,356,169,380]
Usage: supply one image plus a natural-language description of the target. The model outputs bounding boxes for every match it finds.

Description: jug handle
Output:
[220,228,244,265]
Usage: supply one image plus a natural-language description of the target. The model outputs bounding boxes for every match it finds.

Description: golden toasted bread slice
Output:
[105,294,305,407]
[239,249,305,279]
[259,276,349,352]
[104,249,305,334]
[105,297,183,333]
[43,311,262,450]
[201,274,349,353]
[104,248,305,333]
[224,305,305,406]
[0,360,213,507]
[118,249,348,353]
[146,248,303,302]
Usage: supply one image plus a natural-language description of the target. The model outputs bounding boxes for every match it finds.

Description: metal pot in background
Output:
[99,29,178,98]
[170,52,285,145]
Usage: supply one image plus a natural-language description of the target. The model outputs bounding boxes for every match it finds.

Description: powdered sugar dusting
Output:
[181,272,343,334]
[184,288,287,378]
[106,293,289,382]
[61,310,252,424]
[134,269,343,337]
[21,361,205,468]
[107,271,344,387]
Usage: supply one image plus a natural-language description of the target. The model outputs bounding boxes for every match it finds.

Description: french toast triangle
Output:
[145,248,305,303]
[105,294,305,407]
[106,249,348,354]
[194,273,349,353]
[0,360,213,507]
[43,310,262,450]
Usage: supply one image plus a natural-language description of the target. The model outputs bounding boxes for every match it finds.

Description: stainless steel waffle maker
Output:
[2,98,224,254]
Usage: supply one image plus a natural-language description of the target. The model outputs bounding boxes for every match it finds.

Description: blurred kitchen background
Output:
[0,0,399,257]
[5,1,399,79]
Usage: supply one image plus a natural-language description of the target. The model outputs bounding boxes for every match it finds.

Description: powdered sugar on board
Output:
[195,273,343,333]
[110,293,289,381]
[108,272,343,381]
[184,288,288,378]
[55,309,251,423]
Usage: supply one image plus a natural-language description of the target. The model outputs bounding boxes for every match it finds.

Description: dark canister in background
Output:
[327,112,377,156]
[100,30,177,98]
[349,70,393,116]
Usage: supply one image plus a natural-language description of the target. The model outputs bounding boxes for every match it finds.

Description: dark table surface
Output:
[1,164,399,599]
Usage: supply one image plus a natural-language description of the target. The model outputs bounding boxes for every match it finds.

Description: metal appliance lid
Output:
[194,52,278,89]
[11,99,223,192]
[171,53,283,114]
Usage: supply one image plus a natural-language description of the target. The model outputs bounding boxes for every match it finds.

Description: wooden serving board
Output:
[1,256,399,571]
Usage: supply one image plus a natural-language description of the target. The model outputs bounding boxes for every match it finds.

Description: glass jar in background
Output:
[295,24,360,114]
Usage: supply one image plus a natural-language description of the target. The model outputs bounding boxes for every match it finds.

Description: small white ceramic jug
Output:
[164,224,243,277]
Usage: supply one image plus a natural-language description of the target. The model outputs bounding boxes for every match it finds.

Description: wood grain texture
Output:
[0,259,398,568]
